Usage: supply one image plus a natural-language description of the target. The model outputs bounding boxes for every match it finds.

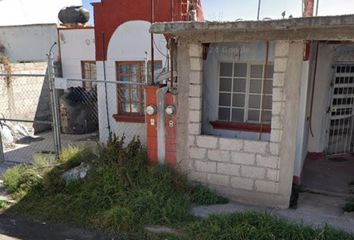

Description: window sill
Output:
[113,114,145,123]
[210,121,271,133]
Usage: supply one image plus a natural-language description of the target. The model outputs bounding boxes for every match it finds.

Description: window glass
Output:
[219,93,231,106]
[220,78,232,91]
[234,63,247,77]
[217,62,274,126]
[250,65,263,78]
[232,109,244,122]
[232,94,245,108]
[117,61,162,115]
[233,79,246,92]
[220,63,233,76]
[218,108,230,121]
[248,110,260,122]
[250,80,262,94]
[249,95,261,109]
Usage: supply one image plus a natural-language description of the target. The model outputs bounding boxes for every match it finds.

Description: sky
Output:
[83,0,354,25]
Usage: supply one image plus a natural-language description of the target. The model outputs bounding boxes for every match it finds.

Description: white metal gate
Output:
[327,64,354,155]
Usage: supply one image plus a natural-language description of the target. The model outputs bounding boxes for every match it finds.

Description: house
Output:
[149,15,354,208]
[58,25,96,89]
[91,0,204,144]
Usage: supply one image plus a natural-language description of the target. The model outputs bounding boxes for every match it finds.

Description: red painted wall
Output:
[93,0,204,61]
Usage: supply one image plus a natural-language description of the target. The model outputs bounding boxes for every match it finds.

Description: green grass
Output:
[3,136,354,239]
[3,136,226,237]
[181,212,354,240]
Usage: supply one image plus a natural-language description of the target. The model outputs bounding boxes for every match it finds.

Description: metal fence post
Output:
[0,131,4,162]
[47,44,62,157]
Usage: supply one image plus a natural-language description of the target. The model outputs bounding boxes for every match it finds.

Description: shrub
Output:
[5,136,229,236]
[3,165,42,195]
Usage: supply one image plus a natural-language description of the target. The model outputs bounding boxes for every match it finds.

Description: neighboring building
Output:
[150,15,354,208]
[91,0,204,144]
[58,26,96,88]
[0,24,58,62]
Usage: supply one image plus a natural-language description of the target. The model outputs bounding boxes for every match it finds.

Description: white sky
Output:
[0,0,81,26]
[202,0,354,21]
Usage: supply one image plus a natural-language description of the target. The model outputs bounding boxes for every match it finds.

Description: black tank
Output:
[58,6,90,25]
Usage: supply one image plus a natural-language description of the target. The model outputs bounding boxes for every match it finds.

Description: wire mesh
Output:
[0,62,56,163]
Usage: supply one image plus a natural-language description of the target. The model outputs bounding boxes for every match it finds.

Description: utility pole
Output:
[257,0,261,20]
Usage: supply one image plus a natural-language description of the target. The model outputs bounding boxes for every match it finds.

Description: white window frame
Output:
[217,61,274,124]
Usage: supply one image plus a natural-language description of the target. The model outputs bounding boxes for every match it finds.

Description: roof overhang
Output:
[150,15,354,42]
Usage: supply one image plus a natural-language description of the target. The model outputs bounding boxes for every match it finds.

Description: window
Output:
[115,61,162,122]
[217,62,273,130]
[81,61,96,90]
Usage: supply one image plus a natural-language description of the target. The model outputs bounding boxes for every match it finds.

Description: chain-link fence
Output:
[0,54,60,163]
[1,51,148,164]
[63,78,147,146]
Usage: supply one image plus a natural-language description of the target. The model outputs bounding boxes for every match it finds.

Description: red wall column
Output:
[165,92,177,168]
[145,86,159,165]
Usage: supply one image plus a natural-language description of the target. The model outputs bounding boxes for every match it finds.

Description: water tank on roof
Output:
[58,6,90,25]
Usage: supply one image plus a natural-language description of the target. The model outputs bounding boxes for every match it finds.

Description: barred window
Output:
[218,62,273,124]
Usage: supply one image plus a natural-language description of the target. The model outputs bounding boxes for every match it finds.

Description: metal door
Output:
[327,64,354,155]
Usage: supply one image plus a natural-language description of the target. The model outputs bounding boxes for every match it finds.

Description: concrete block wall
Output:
[0,62,51,132]
[180,41,301,208]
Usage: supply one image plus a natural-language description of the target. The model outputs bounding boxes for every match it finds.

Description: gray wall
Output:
[0,24,58,62]
[0,62,51,132]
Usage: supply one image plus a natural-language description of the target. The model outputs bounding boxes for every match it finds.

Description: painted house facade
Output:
[150,15,354,208]
[91,0,204,144]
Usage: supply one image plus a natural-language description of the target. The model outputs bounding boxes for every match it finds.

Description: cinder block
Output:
[219,138,243,151]
[272,101,284,115]
[189,84,202,97]
[189,97,202,110]
[271,115,283,130]
[230,177,254,190]
[269,143,280,155]
[273,73,285,87]
[189,44,203,57]
[274,58,288,73]
[188,123,201,135]
[189,171,207,182]
[231,152,256,165]
[256,154,280,169]
[208,173,230,186]
[241,166,266,179]
[195,160,217,173]
[190,58,203,71]
[255,180,279,193]
[196,135,218,148]
[244,140,268,154]
[266,169,280,181]
[190,147,206,159]
[189,110,202,123]
[208,149,230,162]
[270,129,283,143]
[217,163,240,176]
[275,41,290,57]
[272,87,284,102]
[190,71,202,84]
[188,135,196,147]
